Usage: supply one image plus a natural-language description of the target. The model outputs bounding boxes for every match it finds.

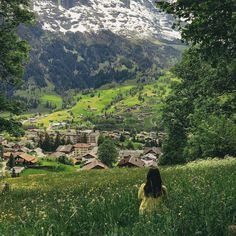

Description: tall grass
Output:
[0,158,235,236]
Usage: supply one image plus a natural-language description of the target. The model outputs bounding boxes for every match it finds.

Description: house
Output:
[119,150,143,159]
[80,153,97,162]
[73,143,92,156]
[3,152,22,160]
[18,147,31,153]
[118,156,145,168]
[2,143,15,152]
[83,159,108,170]
[15,153,38,165]
[56,145,73,154]
[144,147,161,157]
[32,148,46,158]
[141,153,158,161]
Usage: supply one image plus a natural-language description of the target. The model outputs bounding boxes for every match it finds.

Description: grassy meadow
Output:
[0,158,235,236]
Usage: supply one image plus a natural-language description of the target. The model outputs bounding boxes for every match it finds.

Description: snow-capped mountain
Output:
[33,0,180,41]
[19,0,183,92]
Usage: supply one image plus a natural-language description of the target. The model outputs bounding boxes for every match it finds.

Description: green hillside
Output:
[1,158,235,235]
[24,72,178,131]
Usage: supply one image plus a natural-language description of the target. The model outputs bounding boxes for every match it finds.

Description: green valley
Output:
[19,72,178,131]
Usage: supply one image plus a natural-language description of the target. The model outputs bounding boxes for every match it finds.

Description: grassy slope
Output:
[1,158,235,235]
[40,94,63,109]
[34,72,178,129]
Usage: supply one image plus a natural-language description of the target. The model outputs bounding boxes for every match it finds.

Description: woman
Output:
[138,168,167,215]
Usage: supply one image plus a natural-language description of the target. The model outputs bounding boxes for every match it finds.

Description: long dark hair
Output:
[144,168,163,198]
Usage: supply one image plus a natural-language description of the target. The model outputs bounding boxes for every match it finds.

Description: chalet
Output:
[119,150,143,159]
[3,152,19,160]
[18,147,31,153]
[32,148,46,158]
[2,143,15,152]
[141,153,157,161]
[144,147,161,157]
[118,156,145,168]
[83,159,108,170]
[73,143,92,156]
[15,153,38,165]
[56,144,73,154]
[81,153,97,162]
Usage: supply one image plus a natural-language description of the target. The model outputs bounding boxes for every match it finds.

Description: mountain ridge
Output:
[33,0,180,41]
[19,0,183,93]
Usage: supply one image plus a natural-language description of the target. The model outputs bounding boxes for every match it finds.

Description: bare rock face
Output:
[33,0,180,41]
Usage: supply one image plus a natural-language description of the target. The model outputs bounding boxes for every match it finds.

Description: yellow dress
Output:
[138,183,167,215]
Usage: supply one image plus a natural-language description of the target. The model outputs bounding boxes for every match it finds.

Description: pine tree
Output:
[54,132,61,150]
[8,154,15,169]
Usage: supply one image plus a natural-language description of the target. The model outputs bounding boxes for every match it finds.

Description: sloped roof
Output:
[56,144,73,153]
[118,156,145,168]
[82,153,97,159]
[83,159,108,170]
[144,147,161,155]
[119,150,143,158]
[17,153,38,163]
[3,152,22,158]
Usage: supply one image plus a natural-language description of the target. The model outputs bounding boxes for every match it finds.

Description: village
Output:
[0,128,163,177]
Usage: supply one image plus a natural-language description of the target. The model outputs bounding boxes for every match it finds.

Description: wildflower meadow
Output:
[0,158,235,236]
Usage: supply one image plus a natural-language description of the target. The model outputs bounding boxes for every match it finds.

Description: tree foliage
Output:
[157,0,236,164]
[98,138,118,167]
[157,0,236,60]
[0,0,34,135]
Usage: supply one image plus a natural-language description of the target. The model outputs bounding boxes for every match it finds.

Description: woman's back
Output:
[138,183,167,215]
[138,167,167,215]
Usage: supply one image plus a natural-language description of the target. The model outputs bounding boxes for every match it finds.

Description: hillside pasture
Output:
[0,158,235,236]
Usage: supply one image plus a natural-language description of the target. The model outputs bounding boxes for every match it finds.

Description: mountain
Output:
[19,0,183,93]
[33,0,179,41]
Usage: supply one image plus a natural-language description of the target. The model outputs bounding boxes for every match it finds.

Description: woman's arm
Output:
[138,183,145,200]
[162,185,168,197]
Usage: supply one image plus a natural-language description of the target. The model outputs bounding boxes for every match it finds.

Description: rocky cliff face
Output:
[33,0,180,41]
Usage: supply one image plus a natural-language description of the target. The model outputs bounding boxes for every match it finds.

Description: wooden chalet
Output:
[144,147,161,157]
[118,156,145,168]
[15,153,38,165]
[83,159,108,170]
[56,144,73,154]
